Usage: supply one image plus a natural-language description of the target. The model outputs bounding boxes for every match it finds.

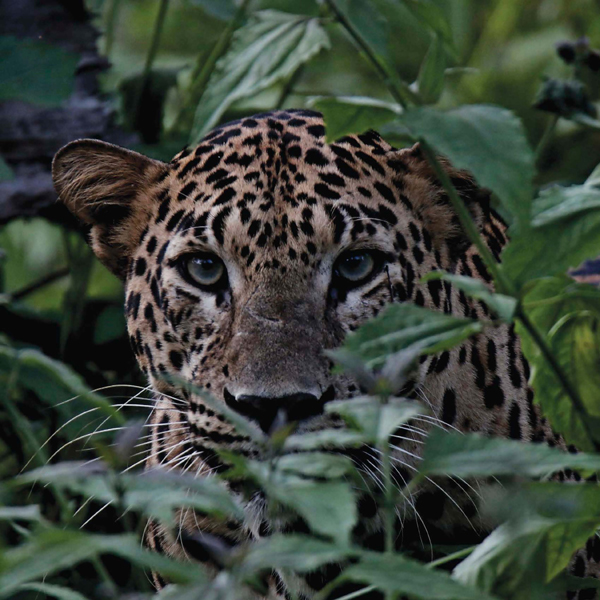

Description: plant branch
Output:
[171,0,251,136]
[6,267,70,302]
[134,0,170,120]
[322,0,415,109]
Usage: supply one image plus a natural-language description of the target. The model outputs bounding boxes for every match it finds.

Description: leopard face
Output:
[53,109,550,581]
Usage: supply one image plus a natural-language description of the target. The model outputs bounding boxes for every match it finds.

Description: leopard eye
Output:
[335,250,377,284]
[184,253,226,289]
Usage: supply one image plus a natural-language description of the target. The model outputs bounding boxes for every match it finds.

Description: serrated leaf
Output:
[516,277,600,451]
[503,179,600,288]
[338,551,493,599]
[0,36,78,106]
[191,11,329,141]
[343,303,483,369]
[454,483,600,596]
[417,34,446,104]
[422,272,517,322]
[386,105,534,227]
[326,397,424,444]
[420,429,600,478]
[309,96,400,142]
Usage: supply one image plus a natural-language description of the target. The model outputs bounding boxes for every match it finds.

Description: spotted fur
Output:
[53,110,600,599]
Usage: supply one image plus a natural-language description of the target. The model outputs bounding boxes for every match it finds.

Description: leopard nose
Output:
[224,387,334,434]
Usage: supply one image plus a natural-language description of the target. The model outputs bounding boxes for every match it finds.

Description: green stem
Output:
[171,0,250,137]
[103,0,122,58]
[534,114,559,168]
[427,545,475,569]
[275,65,305,110]
[516,305,596,447]
[332,585,377,600]
[7,267,70,302]
[92,556,118,596]
[134,0,170,120]
[418,139,514,296]
[323,0,416,109]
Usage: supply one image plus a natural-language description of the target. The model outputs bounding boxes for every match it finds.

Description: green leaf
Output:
[417,35,446,104]
[241,534,351,573]
[387,105,534,227]
[16,462,244,525]
[337,551,493,599]
[335,0,389,59]
[271,479,357,545]
[0,505,43,523]
[422,272,517,322]
[503,179,600,288]
[187,0,236,20]
[0,531,204,597]
[309,96,400,142]
[18,583,90,600]
[343,303,483,369]
[420,429,600,478]
[454,483,600,596]
[283,428,367,451]
[326,397,425,444]
[516,277,600,450]
[0,157,14,182]
[191,11,329,141]
[399,0,455,49]
[275,452,356,479]
[0,36,78,106]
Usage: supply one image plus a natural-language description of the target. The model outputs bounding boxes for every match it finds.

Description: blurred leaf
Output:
[93,305,126,345]
[0,36,78,106]
[310,96,400,142]
[0,157,14,182]
[0,505,43,523]
[503,171,600,289]
[275,452,356,479]
[18,583,90,600]
[326,397,424,444]
[283,428,367,451]
[398,0,454,49]
[416,35,446,104]
[0,531,204,596]
[191,11,329,141]
[338,551,493,599]
[342,303,483,368]
[186,0,236,20]
[421,429,600,478]
[386,105,534,226]
[422,272,518,322]
[241,534,351,573]
[16,463,244,525]
[454,483,600,597]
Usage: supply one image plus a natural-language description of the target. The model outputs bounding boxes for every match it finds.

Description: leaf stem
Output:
[171,0,251,136]
[5,267,70,302]
[322,0,415,109]
[418,139,514,296]
[427,545,475,569]
[134,0,170,120]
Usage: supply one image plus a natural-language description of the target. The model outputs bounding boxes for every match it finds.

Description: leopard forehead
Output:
[137,109,432,278]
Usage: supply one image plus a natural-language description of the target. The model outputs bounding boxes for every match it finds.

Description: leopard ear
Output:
[397,143,504,257]
[52,139,168,278]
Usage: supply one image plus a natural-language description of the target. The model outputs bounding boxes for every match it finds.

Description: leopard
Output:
[52,109,600,599]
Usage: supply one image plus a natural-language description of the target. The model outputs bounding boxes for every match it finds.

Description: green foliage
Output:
[2,1,600,599]
[0,36,79,106]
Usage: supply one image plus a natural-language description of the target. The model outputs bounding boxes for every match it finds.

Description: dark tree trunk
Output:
[0,0,137,225]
